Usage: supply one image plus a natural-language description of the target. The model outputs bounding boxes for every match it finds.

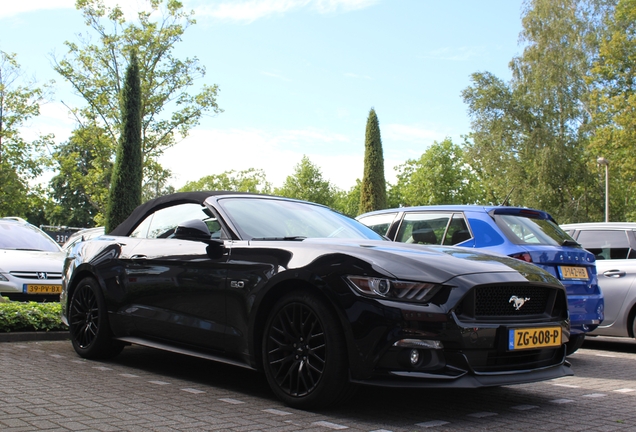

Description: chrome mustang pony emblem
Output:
[509,295,530,310]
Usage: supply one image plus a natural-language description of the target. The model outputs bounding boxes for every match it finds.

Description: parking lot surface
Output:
[1,337,636,431]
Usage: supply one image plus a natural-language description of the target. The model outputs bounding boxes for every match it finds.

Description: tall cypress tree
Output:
[359,108,386,214]
[105,51,142,233]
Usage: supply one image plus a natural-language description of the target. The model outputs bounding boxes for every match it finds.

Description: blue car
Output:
[357,205,604,354]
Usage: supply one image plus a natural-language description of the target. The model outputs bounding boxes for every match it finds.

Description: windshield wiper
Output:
[250,236,307,241]
[561,239,580,247]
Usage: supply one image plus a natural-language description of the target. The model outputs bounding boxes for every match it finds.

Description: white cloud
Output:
[189,0,378,23]
[18,102,75,146]
[383,123,444,143]
[1,0,173,21]
[0,0,75,19]
[422,46,487,62]
[161,127,381,190]
[382,123,448,164]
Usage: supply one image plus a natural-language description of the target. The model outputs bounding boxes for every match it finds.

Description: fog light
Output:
[410,349,420,365]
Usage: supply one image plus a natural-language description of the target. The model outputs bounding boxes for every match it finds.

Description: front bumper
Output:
[352,361,573,388]
[342,279,571,388]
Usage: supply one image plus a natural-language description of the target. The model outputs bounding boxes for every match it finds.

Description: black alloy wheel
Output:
[263,291,353,409]
[69,277,124,359]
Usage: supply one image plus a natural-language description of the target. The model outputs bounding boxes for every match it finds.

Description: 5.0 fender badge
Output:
[509,295,530,310]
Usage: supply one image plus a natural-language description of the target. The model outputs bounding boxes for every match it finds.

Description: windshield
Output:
[217,197,384,241]
[494,214,576,247]
[0,222,62,252]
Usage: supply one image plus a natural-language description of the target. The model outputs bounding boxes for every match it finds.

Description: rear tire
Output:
[69,277,124,359]
[566,334,585,355]
[262,290,354,409]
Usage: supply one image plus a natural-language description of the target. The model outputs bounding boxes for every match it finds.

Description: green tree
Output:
[462,0,610,222]
[48,125,112,227]
[275,156,337,206]
[53,0,222,197]
[105,52,142,233]
[180,168,272,193]
[332,181,360,217]
[359,108,386,214]
[393,138,483,207]
[0,50,54,218]
[587,0,636,220]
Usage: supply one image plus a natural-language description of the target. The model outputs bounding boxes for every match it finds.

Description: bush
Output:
[0,298,68,332]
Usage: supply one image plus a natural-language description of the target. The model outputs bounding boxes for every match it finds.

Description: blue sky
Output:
[0,0,525,190]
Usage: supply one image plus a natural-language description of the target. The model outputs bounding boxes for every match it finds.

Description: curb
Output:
[0,331,69,343]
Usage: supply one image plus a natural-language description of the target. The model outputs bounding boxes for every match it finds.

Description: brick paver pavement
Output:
[1,337,635,431]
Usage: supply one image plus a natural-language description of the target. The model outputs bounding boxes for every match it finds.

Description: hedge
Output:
[0,297,68,332]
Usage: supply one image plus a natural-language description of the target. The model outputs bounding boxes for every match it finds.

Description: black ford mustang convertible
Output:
[61,192,573,408]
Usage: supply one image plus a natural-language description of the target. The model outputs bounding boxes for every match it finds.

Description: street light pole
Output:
[597,157,609,222]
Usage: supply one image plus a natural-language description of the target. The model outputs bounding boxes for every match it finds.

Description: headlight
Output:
[346,276,441,303]
[0,273,8,282]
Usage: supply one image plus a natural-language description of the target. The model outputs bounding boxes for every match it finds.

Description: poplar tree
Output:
[105,52,142,233]
[359,108,386,214]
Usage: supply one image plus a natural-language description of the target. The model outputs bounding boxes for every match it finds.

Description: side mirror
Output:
[174,219,224,247]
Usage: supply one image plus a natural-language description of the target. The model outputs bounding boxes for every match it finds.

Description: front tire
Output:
[262,290,354,409]
[69,277,124,359]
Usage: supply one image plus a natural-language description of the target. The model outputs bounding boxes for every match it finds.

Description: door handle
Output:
[603,269,625,278]
[131,254,147,260]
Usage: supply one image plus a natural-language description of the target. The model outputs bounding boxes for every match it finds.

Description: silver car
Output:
[0,217,65,301]
[61,227,104,252]
[561,222,636,339]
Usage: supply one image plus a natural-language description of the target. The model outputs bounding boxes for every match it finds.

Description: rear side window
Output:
[357,213,397,237]
[494,214,574,246]
[576,230,635,260]
[397,213,451,245]
[443,214,471,245]
[130,204,217,239]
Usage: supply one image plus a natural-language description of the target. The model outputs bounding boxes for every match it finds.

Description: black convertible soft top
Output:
[108,191,249,236]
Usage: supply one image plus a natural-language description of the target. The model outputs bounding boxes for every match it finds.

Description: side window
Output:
[357,213,397,236]
[397,213,451,245]
[130,204,219,239]
[576,230,631,260]
[443,214,471,245]
[130,214,153,238]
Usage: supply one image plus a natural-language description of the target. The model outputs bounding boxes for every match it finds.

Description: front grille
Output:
[455,284,566,322]
[10,271,63,280]
[476,285,548,316]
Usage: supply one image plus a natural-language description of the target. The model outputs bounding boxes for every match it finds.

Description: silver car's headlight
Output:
[0,273,9,282]
[346,276,441,302]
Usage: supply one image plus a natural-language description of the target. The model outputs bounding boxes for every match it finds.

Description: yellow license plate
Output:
[26,284,62,294]
[559,266,588,280]
[509,327,562,350]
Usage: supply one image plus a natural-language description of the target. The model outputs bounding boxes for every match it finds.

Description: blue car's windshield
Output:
[217,197,384,241]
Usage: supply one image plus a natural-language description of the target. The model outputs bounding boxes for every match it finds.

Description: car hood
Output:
[0,249,65,272]
[287,239,561,285]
